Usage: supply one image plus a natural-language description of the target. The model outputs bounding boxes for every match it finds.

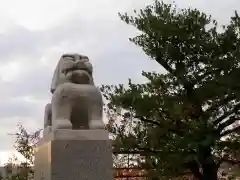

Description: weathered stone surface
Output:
[35,54,113,180]
[43,53,105,138]
[39,129,109,145]
[34,130,113,180]
[34,141,51,180]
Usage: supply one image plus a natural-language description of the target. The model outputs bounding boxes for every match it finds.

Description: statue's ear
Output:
[50,60,61,93]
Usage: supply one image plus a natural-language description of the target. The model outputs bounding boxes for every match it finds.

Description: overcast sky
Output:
[0,0,238,164]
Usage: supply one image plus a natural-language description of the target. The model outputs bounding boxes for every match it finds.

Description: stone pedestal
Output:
[34,130,114,180]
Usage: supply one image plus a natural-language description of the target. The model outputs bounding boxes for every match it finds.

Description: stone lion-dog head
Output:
[51,53,94,93]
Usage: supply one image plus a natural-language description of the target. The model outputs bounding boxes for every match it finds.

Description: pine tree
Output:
[101,1,240,179]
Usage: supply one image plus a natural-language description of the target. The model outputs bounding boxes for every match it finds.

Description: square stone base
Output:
[34,130,114,180]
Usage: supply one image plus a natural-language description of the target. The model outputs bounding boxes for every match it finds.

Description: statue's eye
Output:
[81,56,88,60]
[67,57,75,61]
[63,56,75,61]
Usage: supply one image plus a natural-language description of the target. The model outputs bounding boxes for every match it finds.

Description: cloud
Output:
[0,0,239,159]
[0,0,156,154]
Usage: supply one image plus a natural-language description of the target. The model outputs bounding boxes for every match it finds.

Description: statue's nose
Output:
[75,59,88,69]
[75,55,88,62]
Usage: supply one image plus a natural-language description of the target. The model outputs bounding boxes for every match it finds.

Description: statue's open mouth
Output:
[63,67,92,75]
[62,67,92,84]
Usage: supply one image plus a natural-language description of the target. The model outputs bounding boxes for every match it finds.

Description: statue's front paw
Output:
[54,120,72,130]
[89,120,105,129]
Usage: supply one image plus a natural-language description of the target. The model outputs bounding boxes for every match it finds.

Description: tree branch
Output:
[204,94,236,118]
[220,125,240,137]
[155,57,175,74]
[217,116,239,132]
[112,148,160,155]
[221,157,240,165]
[135,116,161,126]
[185,160,203,180]
[214,112,234,126]
[136,116,185,136]
[214,103,240,125]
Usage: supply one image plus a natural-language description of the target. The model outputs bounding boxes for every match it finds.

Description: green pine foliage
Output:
[101,1,240,179]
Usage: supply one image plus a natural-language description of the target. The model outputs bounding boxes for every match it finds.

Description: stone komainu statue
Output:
[44,53,104,133]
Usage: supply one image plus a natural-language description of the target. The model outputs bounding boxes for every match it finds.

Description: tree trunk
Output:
[202,167,218,180]
[186,160,203,180]
[200,155,219,180]
[191,164,218,180]
[197,146,219,180]
[202,163,218,180]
